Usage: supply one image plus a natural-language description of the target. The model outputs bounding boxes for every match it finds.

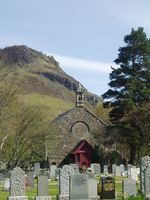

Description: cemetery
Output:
[0,159,149,200]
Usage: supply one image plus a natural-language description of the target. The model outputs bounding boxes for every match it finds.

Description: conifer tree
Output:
[102,27,150,123]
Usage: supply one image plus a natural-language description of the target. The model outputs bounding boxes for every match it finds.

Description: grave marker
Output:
[69,174,89,200]
[35,176,51,200]
[8,167,28,200]
[101,176,115,199]
[58,165,74,200]
[122,178,136,197]
[144,167,150,199]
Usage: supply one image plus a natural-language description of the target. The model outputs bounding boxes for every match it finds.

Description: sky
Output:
[0,0,150,96]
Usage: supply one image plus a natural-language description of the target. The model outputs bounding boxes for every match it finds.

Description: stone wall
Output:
[46,107,107,165]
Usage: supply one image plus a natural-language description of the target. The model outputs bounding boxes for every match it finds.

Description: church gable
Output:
[47,85,107,165]
[52,106,106,135]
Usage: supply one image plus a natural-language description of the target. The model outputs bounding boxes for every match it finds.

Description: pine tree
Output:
[102,27,150,164]
[102,27,150,123]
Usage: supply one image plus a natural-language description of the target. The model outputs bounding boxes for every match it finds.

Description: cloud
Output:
[47,53,115,73]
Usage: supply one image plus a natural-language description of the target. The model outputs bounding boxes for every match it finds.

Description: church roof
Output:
[52,106,107,126]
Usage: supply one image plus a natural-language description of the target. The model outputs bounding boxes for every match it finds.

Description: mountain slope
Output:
[0,45,102,120]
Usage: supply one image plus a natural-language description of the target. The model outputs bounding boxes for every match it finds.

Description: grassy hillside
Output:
[23,93,74,121]
[0,45,102,121]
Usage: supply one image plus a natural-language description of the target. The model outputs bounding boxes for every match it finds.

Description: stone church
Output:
[47,85,107,168]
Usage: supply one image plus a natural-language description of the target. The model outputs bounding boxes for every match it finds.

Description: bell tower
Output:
[76,83,84,107]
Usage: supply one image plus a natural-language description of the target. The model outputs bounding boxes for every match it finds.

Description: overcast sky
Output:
[1,0,150,95]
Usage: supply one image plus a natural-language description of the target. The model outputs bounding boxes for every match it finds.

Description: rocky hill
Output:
[0,45,102,120]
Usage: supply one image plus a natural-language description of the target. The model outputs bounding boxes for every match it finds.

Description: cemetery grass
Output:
[0,180,59,200]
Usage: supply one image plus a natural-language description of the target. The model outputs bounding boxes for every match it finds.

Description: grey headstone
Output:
[122,178,136,197]
[38,176,48,196]
[0,172,4,181]
[144,167,150,199]
[59,165,74,196]
[34,162,41,177]
[88,177,98,197]
[140,156,150,193]
[70,174,89,200]
[91,163,101,175]
[35,176,51,200]
[8,167,28,200]
[27,171,34,187]
[112,164,116,174]
[103,165,108,174]
[34,162,40,170]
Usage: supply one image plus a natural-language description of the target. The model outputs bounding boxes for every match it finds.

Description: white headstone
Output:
[130,168,139,182]
[91,163,101,175]
[3,177,10,191]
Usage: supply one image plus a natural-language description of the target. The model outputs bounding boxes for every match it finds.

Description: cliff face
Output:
[0,45,102,119]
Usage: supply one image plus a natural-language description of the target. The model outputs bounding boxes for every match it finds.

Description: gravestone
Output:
[8,167,28,200]
[101,176,115,199]
[115,166,121,176]
[69,174,89,200]
[144,166,150,199]
[34,162,41,177]
[50,165,57,179]
[103,165,108,174]
[112,164,116,174]
[55,168,60,180]
[34,162,40,170]
[127,164,132,177]
[27,171,34,187]
[0,172,4,181]
[58,165,74,200]
[120,164,125,174]
[88,177,99,200]
[140,156,150,193]
[91,163,101,175]
[122,178,136,197]
[35,176,51,200]
[130,168,139,182]
[3,177,10,191]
